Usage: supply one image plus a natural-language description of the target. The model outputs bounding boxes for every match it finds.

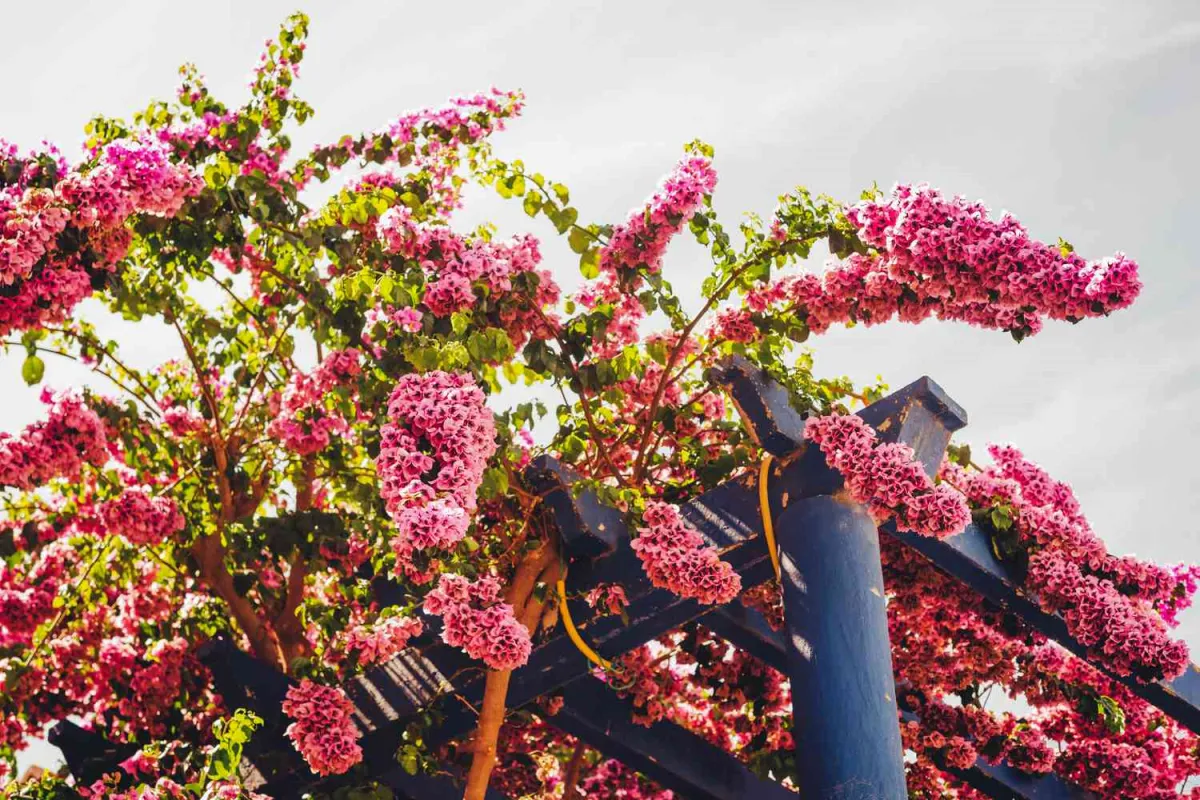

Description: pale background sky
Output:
[3,0,1199,773]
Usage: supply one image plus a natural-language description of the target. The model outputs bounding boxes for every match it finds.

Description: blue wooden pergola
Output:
[49,357,1200,799]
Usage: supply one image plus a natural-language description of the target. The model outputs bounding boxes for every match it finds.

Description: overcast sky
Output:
[4,0,1199,771]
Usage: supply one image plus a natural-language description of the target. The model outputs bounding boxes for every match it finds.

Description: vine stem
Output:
[562,740,587,799]
[170,311,286,670]
[631,260,755,482]
[275,457,316,664]
[631,232,827,482]
[462,542,559,800]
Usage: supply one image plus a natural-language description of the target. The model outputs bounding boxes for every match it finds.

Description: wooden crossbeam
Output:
[46,721,138,787]
[194,637,503,799]
[890,522,1200,734]
[554,677,796,800]
[713,355,1200,736]
[702,604,1095,800]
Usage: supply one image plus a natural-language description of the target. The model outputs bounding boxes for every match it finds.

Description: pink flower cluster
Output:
[600,151,717,275]
[98,636,196,738]
[99,487,186,546]
[423,573,532,670]
[576,149,716,357]
[945,445,1195,681]
[0,140,202,336]
[0,538,74,648]
[747,184,1141,341]
[804,413,970,538]
[902,692,1057,777]
[374,210,560,351]
[1030,549,1189,681]
[631,501,741,605]
[161,404,206,438]
[281,679,363,776]
[585,584,630,617]
[708,307,758,343]
[341,614,424,667]
[294,88,525,211]
[376,371,497,582]
[100,142,204,218]
[267,348,362,455]
[0,389,108,489]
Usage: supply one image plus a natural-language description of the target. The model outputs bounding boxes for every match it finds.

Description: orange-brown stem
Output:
[562,740,587,800]
[276,458,316,666]
[462,544,559,800]
[192,533,284,670]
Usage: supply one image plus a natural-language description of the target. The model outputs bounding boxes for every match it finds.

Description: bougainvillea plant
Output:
[2,12,1196,800]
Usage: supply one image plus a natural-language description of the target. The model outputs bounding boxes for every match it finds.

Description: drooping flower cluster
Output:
[339,614,424,667]
[0,389,108,489]
[631,501,741,605]
[267,348,362,455]
[1030,549,1190,681]
[804,413,970,538]
[0,139,202,336]
[281,679,363,776]
[99,487,186,546]
[747,184,1141,342]
[374,211,560,351]
[423,573,532,670]
[375,371,497,581]
[944,446,1194,681]
[884,534,1200,798]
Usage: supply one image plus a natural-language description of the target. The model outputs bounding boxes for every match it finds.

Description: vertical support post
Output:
[778,494,907,800]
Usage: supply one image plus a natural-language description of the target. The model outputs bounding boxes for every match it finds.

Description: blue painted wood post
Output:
[775,492,907,799]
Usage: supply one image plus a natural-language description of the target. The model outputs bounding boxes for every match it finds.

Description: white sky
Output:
[3,0,1199,773]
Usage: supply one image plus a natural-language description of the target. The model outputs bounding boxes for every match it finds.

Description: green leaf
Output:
[1097,695,1126,734]
[989,505,1013,532]
[480,467,509,499]
[451,312,471,335]
[551,183,570,204]
[579,248,600,279]
[568,227,590,255]
[553,207,579,235]
[21,354,44,386]
[523,192,542,218]
[399,744,421,775]
[561,434,585,462]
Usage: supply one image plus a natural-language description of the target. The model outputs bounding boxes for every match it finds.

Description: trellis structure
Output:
[48,357,1200,799]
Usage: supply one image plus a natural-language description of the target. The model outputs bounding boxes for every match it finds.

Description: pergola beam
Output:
[554,677,797,800]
